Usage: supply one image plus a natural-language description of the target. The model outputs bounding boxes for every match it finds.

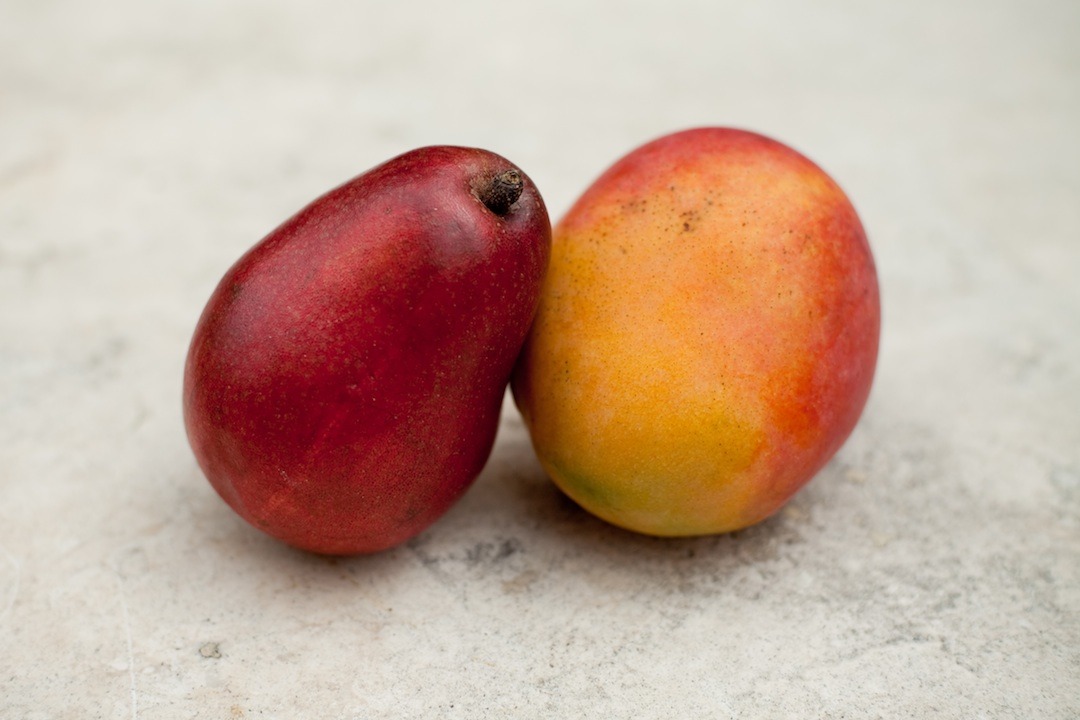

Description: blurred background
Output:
[2,0,1078,717]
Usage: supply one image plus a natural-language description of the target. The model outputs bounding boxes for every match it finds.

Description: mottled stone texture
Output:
[1,0,1078,717]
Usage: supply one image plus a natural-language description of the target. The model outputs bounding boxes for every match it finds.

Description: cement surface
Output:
[2,1,1078,717]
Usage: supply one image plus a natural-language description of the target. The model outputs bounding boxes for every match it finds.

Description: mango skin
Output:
[184,147,550,555]
[511,128,879,537]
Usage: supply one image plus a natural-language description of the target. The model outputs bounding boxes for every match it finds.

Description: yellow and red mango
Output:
[511,128,880,536]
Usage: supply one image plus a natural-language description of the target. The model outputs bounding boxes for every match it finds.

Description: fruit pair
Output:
[183,128,880,555]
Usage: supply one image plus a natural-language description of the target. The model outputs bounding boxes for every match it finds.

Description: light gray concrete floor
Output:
[2,0,1078,717]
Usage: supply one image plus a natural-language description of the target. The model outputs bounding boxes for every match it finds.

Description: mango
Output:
[184,146,550,554]
[511,128,879,536]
